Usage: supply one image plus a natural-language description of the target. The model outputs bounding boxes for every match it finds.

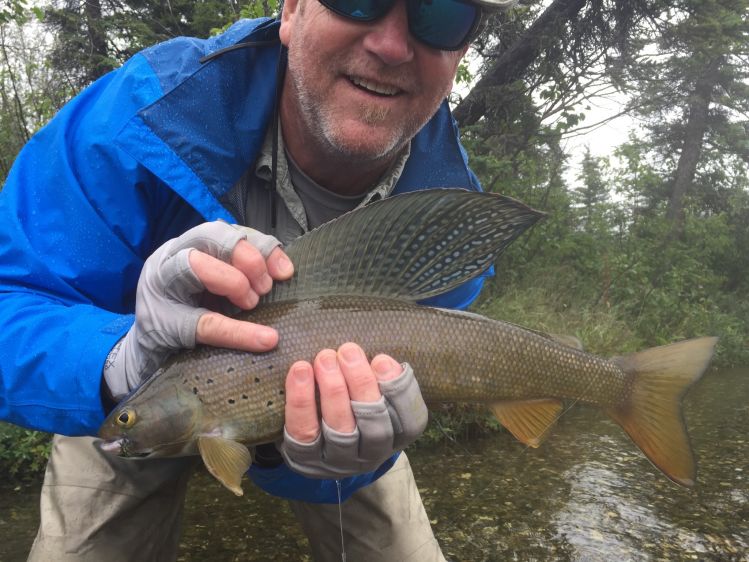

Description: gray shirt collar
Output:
[255,119,411,231]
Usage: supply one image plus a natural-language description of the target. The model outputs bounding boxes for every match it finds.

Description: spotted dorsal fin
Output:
[265,189,544,303]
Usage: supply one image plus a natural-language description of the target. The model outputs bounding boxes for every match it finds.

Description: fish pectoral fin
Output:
[490,399,564,448]
[197,436,252,496]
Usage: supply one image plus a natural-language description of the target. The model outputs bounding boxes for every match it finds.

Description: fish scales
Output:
[161,295,630,447]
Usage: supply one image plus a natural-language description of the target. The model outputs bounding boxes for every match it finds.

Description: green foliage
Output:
[0,423,51,480]
[468,128,749,367]
[460,0,749,370]
[43,0,260,91]
[0,0,27,25]
[454,61,471,86]
[476,276,642,357]
[419,404,504,446]
[211,0,279,35]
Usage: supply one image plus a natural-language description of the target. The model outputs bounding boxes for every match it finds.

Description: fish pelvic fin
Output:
[490,399,564,448]
[198,436,252,496]
[607,336,718,487]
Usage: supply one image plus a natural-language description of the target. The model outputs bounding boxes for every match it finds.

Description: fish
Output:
[98,189,717,496]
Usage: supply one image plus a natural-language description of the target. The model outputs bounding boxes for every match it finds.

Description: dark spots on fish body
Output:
[193,387,198,395]
[242,394,248,400]
[279,389,285,395]
[267,365,273,371]
[227,367,234,373]
[194,375,200,380]
[267,401,273,407]
[228,398,235,404]
[254,377,260,383]
[207,378,214,384]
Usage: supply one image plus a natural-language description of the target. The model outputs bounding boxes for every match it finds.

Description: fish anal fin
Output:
[198,436,252,496]
[490,399,564,448]
[608,336,718,487]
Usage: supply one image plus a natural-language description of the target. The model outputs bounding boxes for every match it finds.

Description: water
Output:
[1,368,747,561]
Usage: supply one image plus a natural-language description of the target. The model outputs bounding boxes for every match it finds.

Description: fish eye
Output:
[115,409,137,428]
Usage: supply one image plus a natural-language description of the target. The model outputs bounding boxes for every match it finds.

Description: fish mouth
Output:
[98,438,152,459]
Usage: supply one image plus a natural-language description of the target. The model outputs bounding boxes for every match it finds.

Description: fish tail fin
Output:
[607,336,718,487]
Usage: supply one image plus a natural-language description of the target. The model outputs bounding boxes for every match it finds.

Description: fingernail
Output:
[372,356,400,381]
[319,351,337,371]
[244,291,259,309]
[293,363,311,383]
[340,343,363,364]
[277,254,293,275]
[260,273,273,292]
[257,328,277,347]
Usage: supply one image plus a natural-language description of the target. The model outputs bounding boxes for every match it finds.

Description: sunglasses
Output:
[317,0,482,51]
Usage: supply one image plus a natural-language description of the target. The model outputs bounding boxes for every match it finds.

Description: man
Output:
[0,0,514,559]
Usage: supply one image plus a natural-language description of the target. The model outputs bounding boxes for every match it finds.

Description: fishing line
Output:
[336,479,347,562]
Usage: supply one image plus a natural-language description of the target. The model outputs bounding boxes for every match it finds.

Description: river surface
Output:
[1,368,747,561]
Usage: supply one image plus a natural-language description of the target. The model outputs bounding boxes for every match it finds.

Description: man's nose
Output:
[361,0,415,65]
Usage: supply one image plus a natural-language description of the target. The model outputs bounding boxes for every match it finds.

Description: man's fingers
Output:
[189,249,258,309]
[195,311,278,351]
[315,349,356,434]
[284,361,320,443]
[338,343,382,402]
[266,246,294,281]
[370,354,403,382]
[231,241,293,293]
[231,239,278,296]
[192,240,293,312]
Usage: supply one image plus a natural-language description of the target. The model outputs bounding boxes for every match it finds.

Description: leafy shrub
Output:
[0,423,51,481]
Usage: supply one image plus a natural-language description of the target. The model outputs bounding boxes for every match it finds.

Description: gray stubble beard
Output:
[285,45,441,165]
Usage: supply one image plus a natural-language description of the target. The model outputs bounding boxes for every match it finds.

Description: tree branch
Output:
[453,0,588,127]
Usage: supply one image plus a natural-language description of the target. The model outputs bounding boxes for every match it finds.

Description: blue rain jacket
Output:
[0,18,488,503]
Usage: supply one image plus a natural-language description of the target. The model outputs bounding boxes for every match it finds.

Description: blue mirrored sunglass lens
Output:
[323,0,394,20]
[408,0,477,49]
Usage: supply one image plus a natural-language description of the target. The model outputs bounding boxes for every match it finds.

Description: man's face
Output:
[279,0,468,164]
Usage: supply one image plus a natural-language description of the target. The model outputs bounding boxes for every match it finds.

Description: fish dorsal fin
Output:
[490,399,564,448]
[548,333,584,350]
[265,189,544,303]
[197,436,252,496]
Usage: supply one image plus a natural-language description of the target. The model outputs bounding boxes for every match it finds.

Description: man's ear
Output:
[279,0,301,46]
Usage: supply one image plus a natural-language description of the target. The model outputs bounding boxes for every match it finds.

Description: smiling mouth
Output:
[348,75,402,97]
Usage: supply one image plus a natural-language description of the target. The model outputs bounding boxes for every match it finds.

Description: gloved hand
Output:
[103,221,293,401]
[279,343,429,479]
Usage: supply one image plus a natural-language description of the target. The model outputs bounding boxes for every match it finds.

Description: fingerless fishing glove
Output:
[103,221,281,401]
[279,363,429,478]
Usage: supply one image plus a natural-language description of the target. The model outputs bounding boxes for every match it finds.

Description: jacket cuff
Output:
[247,453,399,504]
